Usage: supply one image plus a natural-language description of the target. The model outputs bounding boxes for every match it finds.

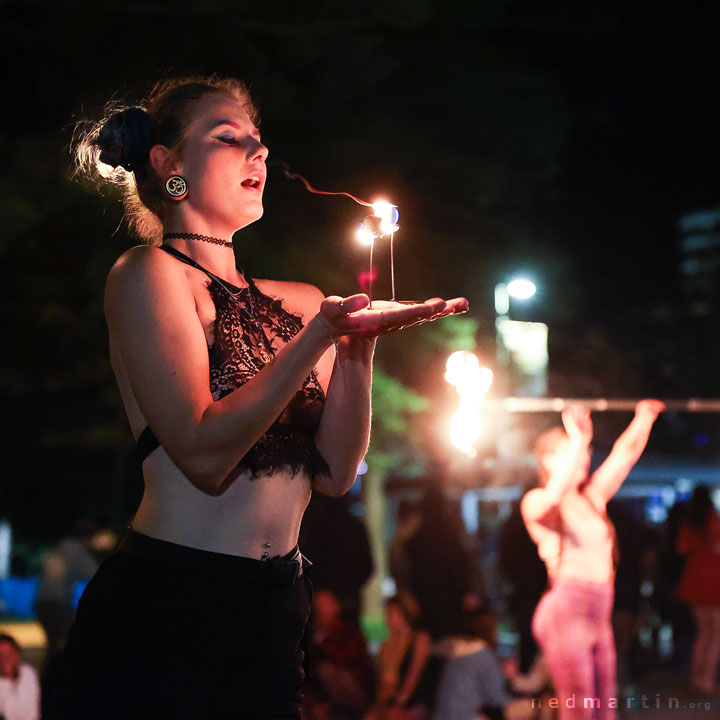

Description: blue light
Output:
[694,432,709,448]
[646,496,668,524]
[0,576,39,617]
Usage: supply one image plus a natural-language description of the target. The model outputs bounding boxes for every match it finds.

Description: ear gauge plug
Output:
[165,175,188,198]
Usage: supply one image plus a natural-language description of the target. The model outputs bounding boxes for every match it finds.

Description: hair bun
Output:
[96,107,151,172]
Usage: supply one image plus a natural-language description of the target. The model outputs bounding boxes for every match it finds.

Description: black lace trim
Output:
[204,277,330,481]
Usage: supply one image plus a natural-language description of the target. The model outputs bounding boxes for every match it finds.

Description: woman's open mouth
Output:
[241,176,263,192]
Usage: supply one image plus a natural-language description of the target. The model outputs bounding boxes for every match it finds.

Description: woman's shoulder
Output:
[107,244,181,281]
[106,245,191,293]
[104,245,196,320]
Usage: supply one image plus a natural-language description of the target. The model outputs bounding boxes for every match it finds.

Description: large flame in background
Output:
[445,351,493,457]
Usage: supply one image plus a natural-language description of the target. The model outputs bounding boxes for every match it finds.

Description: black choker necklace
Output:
[163,232,233,249]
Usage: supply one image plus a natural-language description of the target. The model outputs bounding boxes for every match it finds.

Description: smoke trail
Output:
[271,161,373,207]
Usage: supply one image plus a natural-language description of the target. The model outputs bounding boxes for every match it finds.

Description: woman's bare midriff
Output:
[108,261,315,560]
[131,453,312,560]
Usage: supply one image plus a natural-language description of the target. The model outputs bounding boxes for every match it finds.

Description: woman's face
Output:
[541,438,591,485]
[170,93,268,234]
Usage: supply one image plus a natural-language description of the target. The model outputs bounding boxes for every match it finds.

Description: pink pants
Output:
[533,579,616,720]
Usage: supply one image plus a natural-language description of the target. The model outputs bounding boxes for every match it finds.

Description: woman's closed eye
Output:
[215,135,240,145]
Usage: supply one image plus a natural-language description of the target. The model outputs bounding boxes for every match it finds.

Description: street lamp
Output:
[495,274,549,434]
[494,277,537,316]
[495,277,537,370]
[506,278,537,301]
[494,275,548,461]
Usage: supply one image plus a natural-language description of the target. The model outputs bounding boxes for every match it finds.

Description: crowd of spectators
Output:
[302,483,720,720]
[1,485,719,719]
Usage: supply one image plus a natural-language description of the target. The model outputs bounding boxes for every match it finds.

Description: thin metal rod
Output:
[489,398,720,413]
[390,232,396,301]
[368,239,374,308]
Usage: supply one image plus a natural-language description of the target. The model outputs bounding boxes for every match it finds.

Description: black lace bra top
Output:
[136,245,330,481]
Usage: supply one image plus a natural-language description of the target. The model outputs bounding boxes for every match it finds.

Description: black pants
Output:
[47,530,313,720]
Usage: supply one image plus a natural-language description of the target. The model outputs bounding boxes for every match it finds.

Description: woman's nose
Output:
[249,139,268,162]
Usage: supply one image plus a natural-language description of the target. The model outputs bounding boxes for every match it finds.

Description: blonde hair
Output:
[74,75,258,245]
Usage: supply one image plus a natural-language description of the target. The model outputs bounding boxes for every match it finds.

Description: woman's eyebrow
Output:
[210,119,261,139]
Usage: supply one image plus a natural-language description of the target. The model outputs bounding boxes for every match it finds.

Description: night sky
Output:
[2,1,720,540]
[4,2,719,321]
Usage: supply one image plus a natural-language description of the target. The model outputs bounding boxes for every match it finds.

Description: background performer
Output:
[522,401,664,719]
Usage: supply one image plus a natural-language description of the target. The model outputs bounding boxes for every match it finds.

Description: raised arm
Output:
[584,400,665,508]
[521,407,593,528]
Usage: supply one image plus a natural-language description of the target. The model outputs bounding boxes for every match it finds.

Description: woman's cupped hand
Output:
[319,293,469,339]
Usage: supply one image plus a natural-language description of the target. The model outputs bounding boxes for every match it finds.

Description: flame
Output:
[445,351,493,456]
[356,227,375,246]
[372,201,400,235]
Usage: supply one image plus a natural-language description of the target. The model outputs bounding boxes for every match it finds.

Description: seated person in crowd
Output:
[365,593,433,720]
[433,611,533,720]
[303,588,375,720]
[0,633,41,720]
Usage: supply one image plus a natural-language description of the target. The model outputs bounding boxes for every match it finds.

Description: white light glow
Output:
[356,227,375,246]
[450,409,482,455]
[445,350,478,387]
[372,201,394,221]
[713,487,720,513]
[506,278,537,300]
[371,201,400,236]
[0,520,11,579]
[494,284,510,316]
[445,351,493,456]
[496,320,548,374]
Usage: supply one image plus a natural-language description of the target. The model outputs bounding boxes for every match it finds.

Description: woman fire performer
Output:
[521,401,664,720]
[48,75,468,719]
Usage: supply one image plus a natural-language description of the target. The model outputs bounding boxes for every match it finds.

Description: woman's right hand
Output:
[562,405,593,446]
[634,399,666,419]
[317,293,469,339]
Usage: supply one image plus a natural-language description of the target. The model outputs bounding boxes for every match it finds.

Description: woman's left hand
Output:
[562,406,593,446]
[319,294,469,339]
